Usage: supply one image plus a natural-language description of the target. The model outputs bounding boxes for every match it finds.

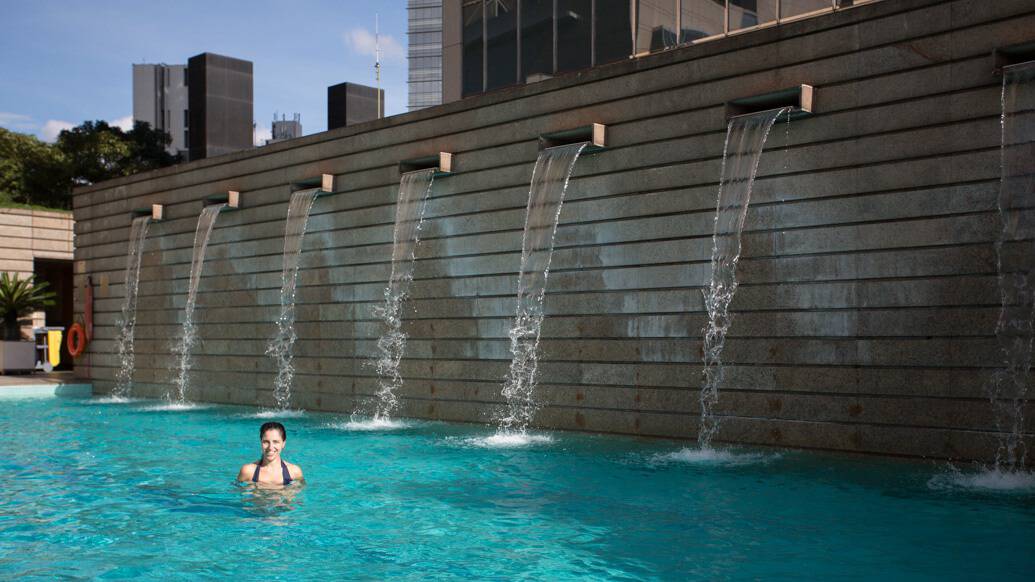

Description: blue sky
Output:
[0,0,409,144]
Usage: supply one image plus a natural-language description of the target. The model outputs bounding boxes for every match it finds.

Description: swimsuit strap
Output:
[251,460,293,485]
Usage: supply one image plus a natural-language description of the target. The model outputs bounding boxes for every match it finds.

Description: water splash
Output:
[698,108,790,449]
[990,63,1035,470]
[266,189,320,410]
[112,216,152,398]
[454,433,555,449]
[169,204,225,403]
[651,447,781,467]
[367,168,436,421]
[928,463,1035,493]
[332,417,410,431]
[496,142,588,436]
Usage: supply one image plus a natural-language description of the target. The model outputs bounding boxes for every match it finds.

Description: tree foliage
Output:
[0,120,179,210]
[0,128,70,209]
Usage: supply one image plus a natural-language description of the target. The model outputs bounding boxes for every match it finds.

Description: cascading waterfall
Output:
[496,142,588,435]
[169,204,226,403]
[266,188,320,410]
[698,107,790,449]
[368,168,437,421]
[111,215,152,398]
[991,62,1035,471]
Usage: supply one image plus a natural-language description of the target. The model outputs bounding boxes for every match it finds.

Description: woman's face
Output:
[260,429,285,462]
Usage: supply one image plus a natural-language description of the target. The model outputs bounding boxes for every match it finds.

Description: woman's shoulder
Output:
[237,462,258,481]
[284,461,304,480]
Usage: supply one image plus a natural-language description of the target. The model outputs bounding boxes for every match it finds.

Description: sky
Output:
[0,0,410,145]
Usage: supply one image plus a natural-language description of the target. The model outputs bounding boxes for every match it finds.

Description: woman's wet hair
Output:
[260,421,287,441]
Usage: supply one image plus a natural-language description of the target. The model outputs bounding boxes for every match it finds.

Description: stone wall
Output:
[73,0,1035,462]
[0,208,74,331]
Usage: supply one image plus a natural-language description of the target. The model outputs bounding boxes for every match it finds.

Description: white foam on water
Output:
[138,402,211,412]
[651,447,780,467]
[928,466,1035,493]
[459,432,554,449]
[245,408,307,419]
[329,418,410,431]
[85,396,142,405]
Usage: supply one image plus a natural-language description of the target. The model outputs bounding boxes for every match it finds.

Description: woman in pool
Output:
[237,421,304,487]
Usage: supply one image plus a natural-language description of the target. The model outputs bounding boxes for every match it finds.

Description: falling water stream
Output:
[111,215,152,398]
[169,204,226,403]
[367,168,437,422]
[496,142,588,437]
[266,189,321,410]
[991,62,1035,471]
[698,107,790,449]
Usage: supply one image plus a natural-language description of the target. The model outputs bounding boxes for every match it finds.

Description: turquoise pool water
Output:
[2,397,1033,580]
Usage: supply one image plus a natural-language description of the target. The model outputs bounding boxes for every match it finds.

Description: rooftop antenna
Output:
[375,13,382,119]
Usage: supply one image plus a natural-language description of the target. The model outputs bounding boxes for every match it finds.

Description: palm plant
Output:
[0,273,56,341]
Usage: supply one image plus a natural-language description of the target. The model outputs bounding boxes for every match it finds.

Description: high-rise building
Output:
[444,0,848,101]
[408,0,444,110]
[187,52,254,161]
[132,64,189,157]
[328,82,384,130]
[268,113,302,145]
[133,52,253,161]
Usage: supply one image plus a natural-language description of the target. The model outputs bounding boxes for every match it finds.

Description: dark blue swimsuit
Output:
[252,460,293,485]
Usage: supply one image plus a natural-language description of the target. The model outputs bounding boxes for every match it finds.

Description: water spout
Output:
[991,62,1035,470]
[112,215,152,398]
[266,188,320,410]
[169,203,225,403]
[496,142,588,436]
[698,107,790,449]
[367,168,437,421]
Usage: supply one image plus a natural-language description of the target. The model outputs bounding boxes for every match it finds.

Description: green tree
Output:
[0,128,71,209]
[0,120,179,210]
[56,120,180,186]
[56,120,133,185]
[124,120,178,173]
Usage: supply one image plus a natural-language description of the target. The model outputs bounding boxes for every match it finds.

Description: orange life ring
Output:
[67,323,87,357]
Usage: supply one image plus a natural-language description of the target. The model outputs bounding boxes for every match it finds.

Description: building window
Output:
[681,0,724,42]
[557,0,592,72]
[636,0,677,53]
[184,109,189,128]
[462,0,484,95]
[458,0,839,99]
[521,0,554,81]
[781,0,832,19]
[486,0,519,89]
[729,0,776,31]
[596,0,633,65]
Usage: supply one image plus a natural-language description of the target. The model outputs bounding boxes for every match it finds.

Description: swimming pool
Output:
[2,396,1032,580]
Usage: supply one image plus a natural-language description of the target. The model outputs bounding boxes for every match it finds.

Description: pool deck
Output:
[0,372,92,398]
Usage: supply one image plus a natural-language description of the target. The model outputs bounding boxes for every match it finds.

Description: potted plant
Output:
[0,273,56,373]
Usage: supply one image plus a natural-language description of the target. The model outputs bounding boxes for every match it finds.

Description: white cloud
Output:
[41,120,74,142]
[254,123,272,146]
[0,112,35,131]
[344,27,405,62]
[110,115,133,131]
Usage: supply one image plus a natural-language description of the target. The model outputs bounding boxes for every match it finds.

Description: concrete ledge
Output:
[0,383,93,398]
